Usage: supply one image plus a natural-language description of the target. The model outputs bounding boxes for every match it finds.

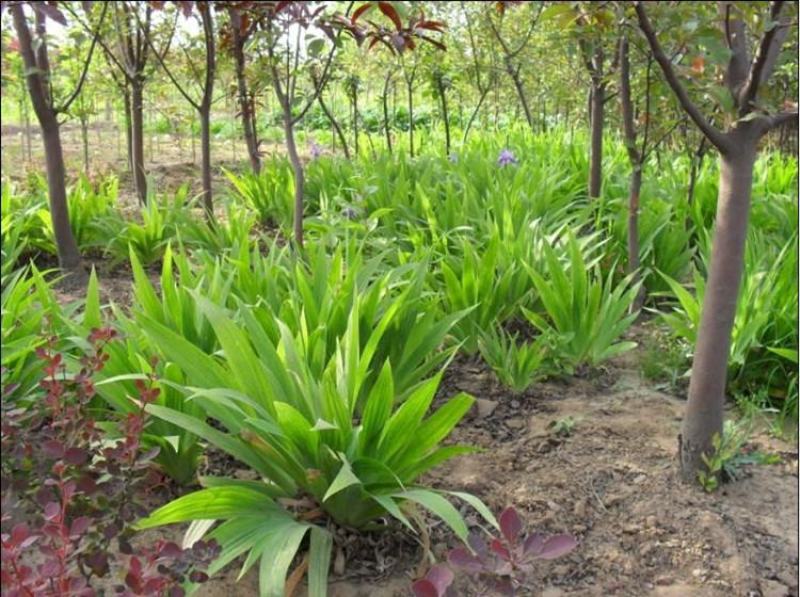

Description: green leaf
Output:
[308,526,333,597]
[134,485,281,529]
[323,455,362,502]
[83,267,101,329]
[393,489,468,542]
[258,524,310,597]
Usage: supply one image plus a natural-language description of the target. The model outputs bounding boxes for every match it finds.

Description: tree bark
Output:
[42,118,82,273]
[131,81,147,203]
[680,144,757,480]
[351,86,359,156]
[407,79,414,157]
[283,110,305,248]
[589,81,604,199]
[463,87,489,145]
[382,72,393,154]
[618,36,645,309]
[80,114,90,175]
[199,107,213,218]
[23,98,32,163]
[318,90,349,159]
[122,88,133,174]
[507,60,533,130]
[233,30,260,173]
[11,5,82,276]
[436,76,451,155]
[627,166,643,299]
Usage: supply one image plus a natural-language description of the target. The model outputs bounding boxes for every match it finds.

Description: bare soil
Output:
[45,266,800,597]
[14,122,798,595]
[191,350,799,597]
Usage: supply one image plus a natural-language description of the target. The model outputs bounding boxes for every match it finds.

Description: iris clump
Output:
[497,148,518,167]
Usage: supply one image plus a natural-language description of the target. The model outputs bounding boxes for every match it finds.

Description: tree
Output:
[221,5,261,173]
[146,1,216,217]
[240,0,445,248]
[459,1,497,144]
[573,3,618,200]
[486,2,541,131]
[634,0,798,481]
[66,2,177,204]
[617,32,683,309]
[8,1,107,278]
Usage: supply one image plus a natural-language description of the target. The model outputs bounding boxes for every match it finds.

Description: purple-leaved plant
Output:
[411,506,577,597]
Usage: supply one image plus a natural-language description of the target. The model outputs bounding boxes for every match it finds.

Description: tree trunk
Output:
[191,113,196,164]
[352,88,359,156]
[42,118,83,273]
[507,61,533,130]
[23,98,32,163]
[627,166,646,309]
[680,145,757,480]
[233,39,260,173]
[80,115,90,175]
[122,89,133,174]
[283,111,305,248]
[407,80,414,157]
[131,81,147,203]
[687,137,708,208]
[382,73,393,155]
[199,107,213,218]
[318,91,349,159]
[589,81,604,199]
[463,87,489,144]
[11,4,82,278]
[438,78,451,155]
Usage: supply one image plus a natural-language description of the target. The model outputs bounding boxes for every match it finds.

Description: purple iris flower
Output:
[497,148,518,167]
[309,140,323,159]
[448,153,458,163]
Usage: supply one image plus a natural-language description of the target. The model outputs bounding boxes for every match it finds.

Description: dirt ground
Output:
[47,265,800,597]
[8,121,798,596]
[194,358,799,597]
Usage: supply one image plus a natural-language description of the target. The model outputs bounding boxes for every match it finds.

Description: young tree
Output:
[486,2,541,131]
[8,2,107,278]
[243,1,445,247]
[66,2,177,203]
[221,5,261,173]
[617,33,683,308]
[574,4,618,200]
[634,0,798,481]
[431,66,452,155]
[146,2,216,217]
[459,0,497,144]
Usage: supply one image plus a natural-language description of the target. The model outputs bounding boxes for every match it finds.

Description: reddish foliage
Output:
[1,329,217,595]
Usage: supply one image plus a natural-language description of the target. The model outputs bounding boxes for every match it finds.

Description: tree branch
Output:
[64,3,130,82]
[137,8,201,110]
[634,2,729,152]
[56,2,109,114]
[721,1,749,99]
[738,1,789,115]
[764,110,798,132]
[290,1,355,125]
[618,35,641,165]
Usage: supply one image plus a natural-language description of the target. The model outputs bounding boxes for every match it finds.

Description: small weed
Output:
[639,329,688,390]
[697,420,782,492]
[548,416,576,437]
